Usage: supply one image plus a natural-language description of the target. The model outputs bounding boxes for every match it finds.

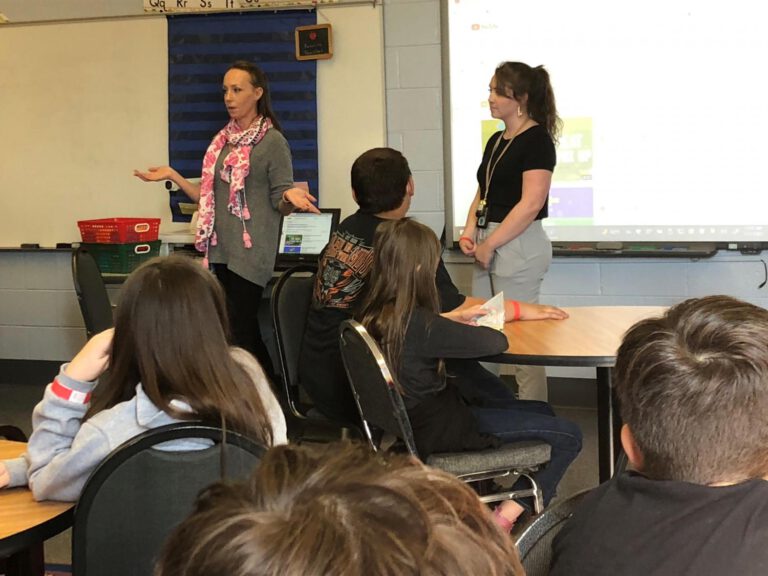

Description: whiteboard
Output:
[0,18,170,247]
[444,0,768,245]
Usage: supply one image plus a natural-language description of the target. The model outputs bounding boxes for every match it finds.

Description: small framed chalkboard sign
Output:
[295,24,333,61]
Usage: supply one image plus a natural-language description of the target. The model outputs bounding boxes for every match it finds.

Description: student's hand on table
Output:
[283,188,321,214]
[64,329,114,382]
[517,302,569,321]
[0,461,9,489]
[442,304,488,325]
[133,166,176,182]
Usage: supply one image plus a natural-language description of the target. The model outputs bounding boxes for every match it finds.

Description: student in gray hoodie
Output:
[0,256,286,501]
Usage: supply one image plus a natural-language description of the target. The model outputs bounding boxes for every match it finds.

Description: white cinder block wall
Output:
[383,0,768,349]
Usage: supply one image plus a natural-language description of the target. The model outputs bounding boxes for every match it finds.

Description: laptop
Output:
[274,208,341,270]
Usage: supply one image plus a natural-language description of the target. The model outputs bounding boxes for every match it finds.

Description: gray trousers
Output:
[472,220,552,401]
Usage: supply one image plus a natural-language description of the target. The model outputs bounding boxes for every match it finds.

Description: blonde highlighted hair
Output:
[155,442,523,576]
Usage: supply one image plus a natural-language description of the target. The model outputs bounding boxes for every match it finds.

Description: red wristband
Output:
[459,236,473,244]
[51,378,92,404]
[512,300,521,322]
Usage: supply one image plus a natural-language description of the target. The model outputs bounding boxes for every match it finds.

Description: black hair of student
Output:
[350,147,412,214]
[494,62,562,143]
[228,61,283,133]
[614,295,768,484]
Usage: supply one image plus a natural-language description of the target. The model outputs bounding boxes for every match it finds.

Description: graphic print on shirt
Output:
[315,230,374,310]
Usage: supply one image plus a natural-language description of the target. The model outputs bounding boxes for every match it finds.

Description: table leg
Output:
[4,543,45,576]
[596,366,618,482]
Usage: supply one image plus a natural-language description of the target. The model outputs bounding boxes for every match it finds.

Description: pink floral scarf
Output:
[195,116,272,265]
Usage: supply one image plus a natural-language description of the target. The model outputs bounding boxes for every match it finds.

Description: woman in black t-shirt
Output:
[459,61,561,402]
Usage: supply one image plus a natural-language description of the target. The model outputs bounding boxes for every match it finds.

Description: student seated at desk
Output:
[357,219,582,531]
[155,442,524,576]
[300,147,568,425]
[550,296,768,575]
[0,256,286,502]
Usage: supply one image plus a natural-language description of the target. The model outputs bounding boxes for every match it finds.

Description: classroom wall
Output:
[4,1,767,365]
[0,7,384,361]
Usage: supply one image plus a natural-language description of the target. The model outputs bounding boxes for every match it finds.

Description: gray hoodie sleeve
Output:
[230,347,288,446]
[22,366,112,501]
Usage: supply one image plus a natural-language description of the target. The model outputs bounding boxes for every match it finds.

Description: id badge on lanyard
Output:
[480,134,514,230]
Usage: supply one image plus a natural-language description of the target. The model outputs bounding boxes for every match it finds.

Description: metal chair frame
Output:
[339,319,548,511]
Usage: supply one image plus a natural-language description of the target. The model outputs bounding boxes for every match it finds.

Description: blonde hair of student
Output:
[155,442,523,576]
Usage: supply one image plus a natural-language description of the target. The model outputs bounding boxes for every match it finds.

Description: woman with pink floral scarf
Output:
[135,61,318,377]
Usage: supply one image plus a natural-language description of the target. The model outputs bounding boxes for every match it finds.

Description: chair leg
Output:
[4,543,45,576]
[520,473,544,515]
[475,472,543,515]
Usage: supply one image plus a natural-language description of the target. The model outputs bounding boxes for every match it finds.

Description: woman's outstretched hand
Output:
[283,187,321,214]
[133,166,175,182]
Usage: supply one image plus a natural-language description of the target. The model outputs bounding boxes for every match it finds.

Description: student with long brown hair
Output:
[357,219,582,529]
[0,256,286,501]
[155,442,524,576]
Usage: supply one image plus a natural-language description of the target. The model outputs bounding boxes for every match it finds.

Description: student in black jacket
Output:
[357,218,582,530]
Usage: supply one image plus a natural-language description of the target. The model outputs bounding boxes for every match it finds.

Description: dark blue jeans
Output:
[470,399,583,506]
[443,360,582,507]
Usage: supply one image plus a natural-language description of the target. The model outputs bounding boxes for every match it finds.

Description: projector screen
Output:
[445,0,768,245]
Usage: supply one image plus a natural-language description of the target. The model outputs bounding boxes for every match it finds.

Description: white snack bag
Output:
[475,291,505,330]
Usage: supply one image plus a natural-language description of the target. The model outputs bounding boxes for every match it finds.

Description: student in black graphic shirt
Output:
[299,147,568,424]
[550,296,768,576]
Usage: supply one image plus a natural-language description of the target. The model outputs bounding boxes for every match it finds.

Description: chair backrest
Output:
[72,422,265,576]
[71,246,113,339]
[515,488,592,576]
[339,319,419,455]
[0,425,27,442]
[270,265,317,419]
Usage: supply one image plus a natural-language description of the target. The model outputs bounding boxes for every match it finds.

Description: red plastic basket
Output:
[77,218,160,244]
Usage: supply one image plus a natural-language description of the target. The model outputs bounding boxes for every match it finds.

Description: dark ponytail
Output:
[228,60,283,133]
[494,61,562,143]
[529,65,562,144]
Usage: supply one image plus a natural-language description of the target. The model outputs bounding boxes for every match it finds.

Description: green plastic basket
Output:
[82,241,161,274]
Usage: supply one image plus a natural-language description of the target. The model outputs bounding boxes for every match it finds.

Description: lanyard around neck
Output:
[481,122,531,204]
[482,134,514,203]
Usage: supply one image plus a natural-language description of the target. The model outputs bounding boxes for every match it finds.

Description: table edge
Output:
[0,505,74,557]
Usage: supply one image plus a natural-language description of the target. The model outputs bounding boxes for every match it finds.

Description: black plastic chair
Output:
[71,246,114,339]
[0,425,27,442]
[515,488,592,576]
[71,422,265,576]
[271,265,359,442]
[339,319,551,511]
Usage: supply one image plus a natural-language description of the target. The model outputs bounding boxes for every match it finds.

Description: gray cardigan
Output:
[2,347,286,502]
[208,128,294,287]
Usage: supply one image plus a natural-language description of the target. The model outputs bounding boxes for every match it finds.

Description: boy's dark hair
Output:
[350,147,411,214]
[615,295,768,484]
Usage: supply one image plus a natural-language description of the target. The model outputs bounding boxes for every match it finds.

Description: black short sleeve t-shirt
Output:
[550,472,768,576]
[476,124,556,223]
[298,211,466,422]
